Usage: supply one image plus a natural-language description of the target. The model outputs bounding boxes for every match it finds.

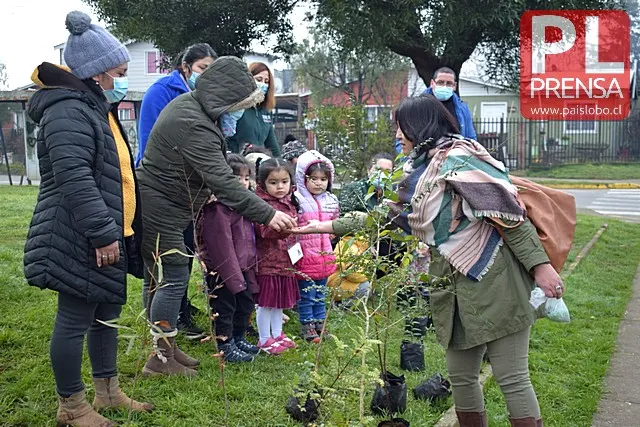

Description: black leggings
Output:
[50,292,122,397]
[207,273,255,344]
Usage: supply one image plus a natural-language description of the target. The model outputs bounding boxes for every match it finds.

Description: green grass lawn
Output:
[520,163,640,180]
[1,187,639,426]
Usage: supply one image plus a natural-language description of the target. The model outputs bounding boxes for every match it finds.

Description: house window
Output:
[563,103,597,134]
[145,50,166,75]
[364,106,393,123]
[118,109,131,121]
[480,102,508,134]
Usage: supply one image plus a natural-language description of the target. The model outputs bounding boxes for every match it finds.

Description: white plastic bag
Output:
[529,287,571,323]
[545,298,571,323]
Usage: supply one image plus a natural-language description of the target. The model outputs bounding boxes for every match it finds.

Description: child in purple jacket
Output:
[196,154,259,363]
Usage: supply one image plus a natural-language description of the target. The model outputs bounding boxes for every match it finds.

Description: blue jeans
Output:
[297,278,327,324]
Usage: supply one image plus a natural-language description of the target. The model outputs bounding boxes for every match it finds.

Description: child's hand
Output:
[291,220,320,234]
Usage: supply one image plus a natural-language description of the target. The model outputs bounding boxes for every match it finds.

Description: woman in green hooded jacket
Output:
[293,95,565,427]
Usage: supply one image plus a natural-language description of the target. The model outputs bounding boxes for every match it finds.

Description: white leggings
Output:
[256,306,283,344]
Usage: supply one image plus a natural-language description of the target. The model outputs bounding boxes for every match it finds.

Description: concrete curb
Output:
[433,365,493,427]
[540,183,640,190]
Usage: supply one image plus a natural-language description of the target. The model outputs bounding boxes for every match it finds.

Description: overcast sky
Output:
[0,0,311,90]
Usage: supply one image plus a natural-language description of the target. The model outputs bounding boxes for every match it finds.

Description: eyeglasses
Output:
[434,80,455,88]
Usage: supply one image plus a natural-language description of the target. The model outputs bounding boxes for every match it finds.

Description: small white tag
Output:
[288,242,303,265]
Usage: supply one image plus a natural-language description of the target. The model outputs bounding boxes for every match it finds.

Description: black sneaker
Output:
[233,336,260,355]
[177,314,205,340]
[218,340,254,363]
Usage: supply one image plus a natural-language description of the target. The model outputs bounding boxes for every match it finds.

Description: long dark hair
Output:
[394,94,460,154]
[178,43,217,75]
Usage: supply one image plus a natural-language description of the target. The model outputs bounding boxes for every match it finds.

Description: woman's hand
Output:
[268,211,297,232]
[532,263,564,298]
[96,241,120,268]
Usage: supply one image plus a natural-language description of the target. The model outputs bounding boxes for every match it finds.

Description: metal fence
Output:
[473,115,640,170]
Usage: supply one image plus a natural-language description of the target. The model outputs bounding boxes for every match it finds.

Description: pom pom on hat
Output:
[65,11,92,35]
[63,10,130,79]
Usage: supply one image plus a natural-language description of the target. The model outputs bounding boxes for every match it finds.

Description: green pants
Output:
[445,327,541,419]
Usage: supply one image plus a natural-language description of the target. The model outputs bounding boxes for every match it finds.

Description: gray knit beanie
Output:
[63,11,130,80]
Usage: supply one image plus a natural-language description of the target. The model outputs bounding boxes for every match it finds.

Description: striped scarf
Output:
[408,137,525,281]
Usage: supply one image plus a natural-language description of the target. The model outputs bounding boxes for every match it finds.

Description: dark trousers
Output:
[50,292,122,397]
[207,273,255,344]
[179,222,196,318]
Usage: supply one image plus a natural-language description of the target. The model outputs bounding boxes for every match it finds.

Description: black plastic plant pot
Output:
[404,315,433,338]
[412,373,452,403]
[400,340,425,371]
[285,391,320,423]
[371,371,407,416]
[377,418,410,427]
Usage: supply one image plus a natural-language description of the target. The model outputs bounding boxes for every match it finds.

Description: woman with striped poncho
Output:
[292,95,565,427]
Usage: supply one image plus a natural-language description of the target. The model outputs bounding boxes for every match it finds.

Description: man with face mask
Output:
[424,67,477,140]
[394,67,477,154]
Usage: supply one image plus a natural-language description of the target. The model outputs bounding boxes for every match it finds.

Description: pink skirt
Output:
[255,275,300,309]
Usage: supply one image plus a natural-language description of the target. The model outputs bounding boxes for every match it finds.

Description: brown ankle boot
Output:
[509,417,541,426]
[92,377,153,412]
[173,341,200,368]
[56,390,115,427]
[456,410,488,427]
[142,331,197,377]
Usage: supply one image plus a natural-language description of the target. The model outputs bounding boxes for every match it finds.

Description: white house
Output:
[55,41,168,92]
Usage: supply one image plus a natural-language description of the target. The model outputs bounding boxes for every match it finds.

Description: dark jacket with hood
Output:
[24,62,143,305]
[136,56,276,265]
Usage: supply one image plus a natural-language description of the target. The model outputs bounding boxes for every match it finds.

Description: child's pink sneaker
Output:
[257,337,287,355]
[275,332,297,349]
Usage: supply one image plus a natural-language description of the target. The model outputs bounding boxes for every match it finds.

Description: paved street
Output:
[566,189,640,223]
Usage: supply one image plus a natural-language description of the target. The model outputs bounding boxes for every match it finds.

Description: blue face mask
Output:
[103,73,128,104]
[257,81,269,95]
[433,86,454,101]
[220,109,245,137]
[369,170,390,190]
[187,71,200,90]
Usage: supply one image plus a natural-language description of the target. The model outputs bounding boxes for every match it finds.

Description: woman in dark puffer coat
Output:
[24,11,151,427]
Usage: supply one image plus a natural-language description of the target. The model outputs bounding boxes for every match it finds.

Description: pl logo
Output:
[520,10,630,120]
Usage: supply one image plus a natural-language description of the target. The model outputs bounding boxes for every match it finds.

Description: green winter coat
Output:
[428,219,548,350]
[331,214,549,350]
[136,56,276,265]
[226,107,280,156]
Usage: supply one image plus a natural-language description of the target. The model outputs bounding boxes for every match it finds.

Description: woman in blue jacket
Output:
[136,43,217,167]
[136,42,217,340]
